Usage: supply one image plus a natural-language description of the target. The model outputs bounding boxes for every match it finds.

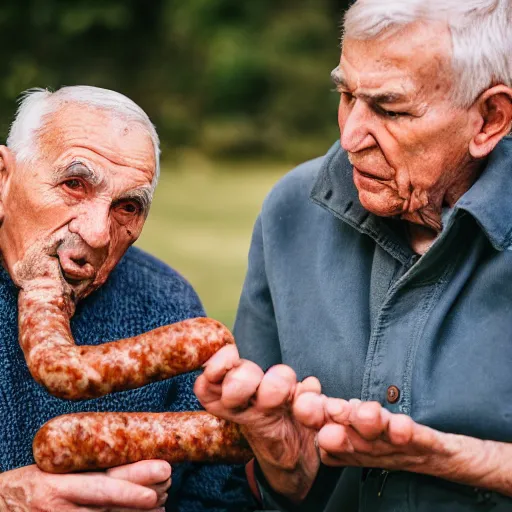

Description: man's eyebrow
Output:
[53,161,103,186]
[117,187,153,216]
[331,66,410,104]
[359,92,408,104]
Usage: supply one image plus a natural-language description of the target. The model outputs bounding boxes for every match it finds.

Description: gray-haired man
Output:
[195,1,512,510]
[0,86,255,511]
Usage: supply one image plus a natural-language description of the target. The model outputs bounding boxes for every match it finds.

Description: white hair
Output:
[343,0,512,107]
[6,85,160,188]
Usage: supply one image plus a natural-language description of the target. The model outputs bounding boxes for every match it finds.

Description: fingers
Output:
[296,376,322,395]
[387,413,447,455]
[194,375,222,407]
[386,413,415,445]
[105,460,171,509]
[60,474,159,509]
[107,460,171,486]
[202,345,240,383]
[348,401,390,441]
[221,360,265,409]
[148,478,171,495]
[198,354,300,422]
[315,401,390,460]
[325,398,352,425]
[194,344,244,410]
[317,423,353,454]
[255,365,297,409]
[293,392,328,429]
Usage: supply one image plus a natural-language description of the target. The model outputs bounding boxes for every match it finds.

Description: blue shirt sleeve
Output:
[234,215,282,369]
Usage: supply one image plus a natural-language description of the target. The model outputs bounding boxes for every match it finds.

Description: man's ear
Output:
[0,146,15,223]
[469,85,512,159]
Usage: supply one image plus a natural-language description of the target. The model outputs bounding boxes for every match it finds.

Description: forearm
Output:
[421,434,512,497]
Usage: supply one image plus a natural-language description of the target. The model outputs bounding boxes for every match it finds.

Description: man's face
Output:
[0,104,155,298]
[335,22,481,226]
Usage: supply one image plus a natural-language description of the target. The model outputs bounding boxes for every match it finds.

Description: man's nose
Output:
[69,205,111,250]
[340,99,376,153]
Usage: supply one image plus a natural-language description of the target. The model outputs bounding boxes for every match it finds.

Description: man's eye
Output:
[376,106,409,119]
[383,110,402,118]
[118,202,140,215]
[62,179,84,191]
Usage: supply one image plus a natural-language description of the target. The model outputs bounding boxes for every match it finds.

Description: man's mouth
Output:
[354,167,391,182]
[56,250,96,284]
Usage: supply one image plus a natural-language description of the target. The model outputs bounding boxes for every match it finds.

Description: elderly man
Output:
[195,0,512,510]
[0,86,254,511]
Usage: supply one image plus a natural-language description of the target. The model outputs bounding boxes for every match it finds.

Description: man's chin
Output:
[357,190,406,218]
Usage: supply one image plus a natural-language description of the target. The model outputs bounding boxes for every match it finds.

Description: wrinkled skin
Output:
[196,20,512,503]
[0,104,155,301]
[0,461,171,512]
[0,103,174,510]
[195,345,321,502]
[293,392,512,496]
[336,22,480,229]
[334,21,510,252]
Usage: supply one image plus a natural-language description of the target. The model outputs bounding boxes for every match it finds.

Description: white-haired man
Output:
[0,86,255,511]
[195,1,512,510]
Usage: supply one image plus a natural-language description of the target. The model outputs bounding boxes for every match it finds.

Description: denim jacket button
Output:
[386,385,400,404]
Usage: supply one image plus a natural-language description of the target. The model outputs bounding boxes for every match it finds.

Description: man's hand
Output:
[294,395,450,469]
[294,394,512,497]
[194,345,321,502]
[0,460,171,511]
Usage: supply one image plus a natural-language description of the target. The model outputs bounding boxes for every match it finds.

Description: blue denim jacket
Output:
[234,139,512,511]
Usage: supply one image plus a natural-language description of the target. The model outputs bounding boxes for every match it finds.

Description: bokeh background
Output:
[2,0,351,327]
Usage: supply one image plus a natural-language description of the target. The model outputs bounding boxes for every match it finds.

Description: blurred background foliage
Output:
[2,0,351,325]
[0,0,350,160]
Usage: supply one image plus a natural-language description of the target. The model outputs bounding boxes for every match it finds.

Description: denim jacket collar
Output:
[311,138,512,254]
[456,137,512,251]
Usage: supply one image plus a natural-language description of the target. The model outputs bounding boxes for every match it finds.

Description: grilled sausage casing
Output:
[34,411,252,473]
[19,285,233,400]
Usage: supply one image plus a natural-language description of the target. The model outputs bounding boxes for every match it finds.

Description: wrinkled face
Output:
[0,104,156,298]
[334,22,480,223]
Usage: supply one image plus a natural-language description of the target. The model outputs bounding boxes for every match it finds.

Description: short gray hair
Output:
[343,0,512,107]
[6,86,160,188]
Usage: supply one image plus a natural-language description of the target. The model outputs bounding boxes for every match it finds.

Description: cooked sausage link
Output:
[19,288,233,400]
[20,282,246,471]
[33,412,252,473]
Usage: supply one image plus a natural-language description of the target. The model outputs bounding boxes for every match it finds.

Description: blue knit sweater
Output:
[0,246,256,511]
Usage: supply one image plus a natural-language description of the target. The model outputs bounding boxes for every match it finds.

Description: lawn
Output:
[136,159,289,328]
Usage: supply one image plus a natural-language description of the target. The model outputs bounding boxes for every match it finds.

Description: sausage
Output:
[17,275,249,472]
[33,412,252,473]
[18,287,234,400]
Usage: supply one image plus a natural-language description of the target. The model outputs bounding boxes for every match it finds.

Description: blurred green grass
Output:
[136,159,289,328]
